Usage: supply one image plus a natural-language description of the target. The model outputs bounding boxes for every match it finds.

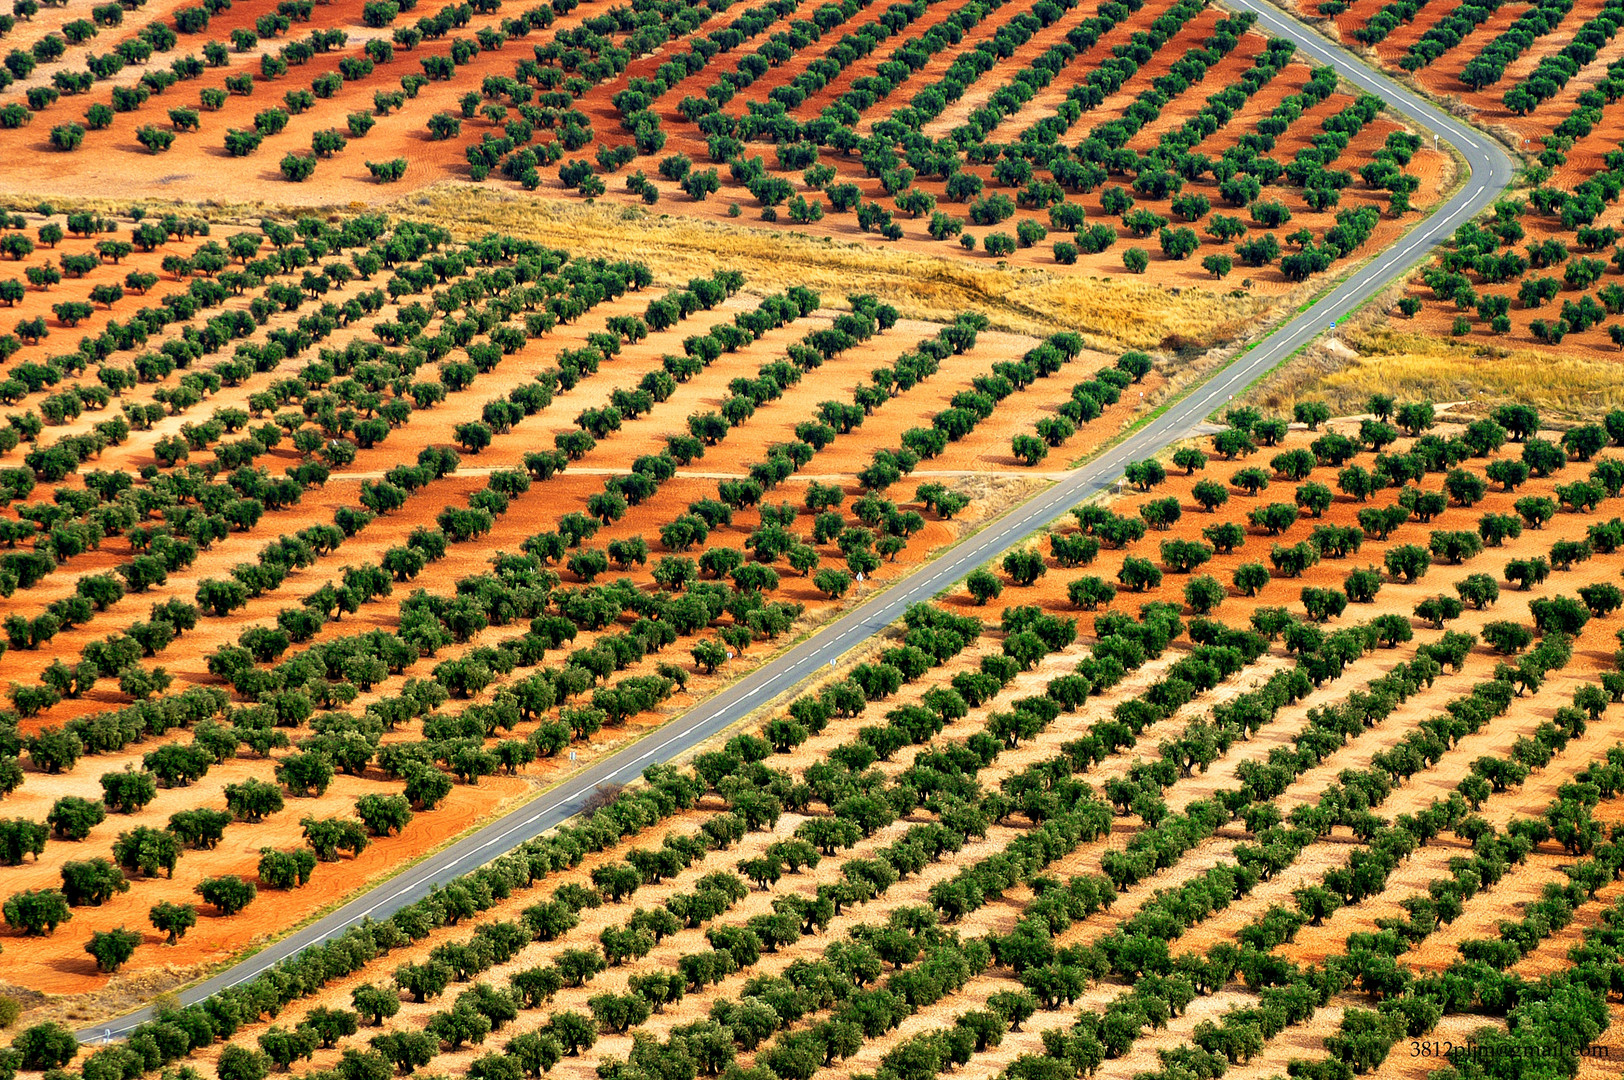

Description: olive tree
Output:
[13,1022,78,1069]
[217,1046,271,1080]
[0,818,46,864]
[355,793,413,836]
[197,874,257,915]
[1184,576,1225,615]
[1383,545,1431,583]
[85,926,141,972]
[1001,550,1045,586]
[60,858,128,906]
[3,889,71,935]
[1455,573,1499,609]
[353,983,402,1026]
[1342,567,1382,603]
[965,569,1003,605]
[100,768,158,813]
[46,796,104,840]
[1233,563,1271,597]
[150,900,197,944]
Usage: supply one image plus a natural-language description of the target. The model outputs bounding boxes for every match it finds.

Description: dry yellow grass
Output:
[2,185,1268,351]
[394,185,1268,349]
[1251,324,1624,418]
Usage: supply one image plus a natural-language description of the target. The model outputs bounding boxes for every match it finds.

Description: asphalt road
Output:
[78,2,1515,1043]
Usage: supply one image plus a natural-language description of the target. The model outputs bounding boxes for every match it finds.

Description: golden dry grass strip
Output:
[1247,323,1624,420]
[390,185,1268,349]
[0,186,1268,351]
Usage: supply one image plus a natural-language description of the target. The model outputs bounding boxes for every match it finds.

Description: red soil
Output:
[0,0,1449,305]
[0,281,1075,998]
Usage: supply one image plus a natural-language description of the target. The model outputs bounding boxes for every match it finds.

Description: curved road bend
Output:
[80,2,1515,1043]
